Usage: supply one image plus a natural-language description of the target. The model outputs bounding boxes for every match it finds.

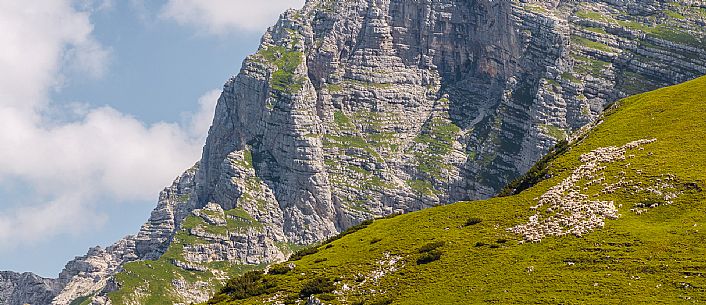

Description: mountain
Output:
[2,0,705,304]
[207,73,706,304]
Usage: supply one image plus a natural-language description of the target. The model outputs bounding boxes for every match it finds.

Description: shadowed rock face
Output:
[3,0,706,304]
[0,272,59,305]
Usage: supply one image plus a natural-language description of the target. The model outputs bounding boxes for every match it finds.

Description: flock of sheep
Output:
[508,138,678,242]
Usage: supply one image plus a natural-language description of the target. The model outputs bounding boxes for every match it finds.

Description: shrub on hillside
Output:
[300,277,336,297]
[418,241,445,253]
[464,217,482,226]
[289,246,319,261]
[417,250,442,264]
[268,263,291,275]
[416,241,445,265]
[213,271,276,301]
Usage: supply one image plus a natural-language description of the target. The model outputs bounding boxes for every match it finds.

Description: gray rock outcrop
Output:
[0,272,59,305]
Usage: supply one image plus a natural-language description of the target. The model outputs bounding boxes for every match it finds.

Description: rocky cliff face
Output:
[0,272,59,305]
[2,0,705,304]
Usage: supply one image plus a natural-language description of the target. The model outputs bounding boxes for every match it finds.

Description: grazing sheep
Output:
[508,138,673,242]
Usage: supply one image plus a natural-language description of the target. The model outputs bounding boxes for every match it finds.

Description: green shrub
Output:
[417,249,442,265]
[464,217,482,226]
[314,257,328,263]
[289,246,319,261]
[300,277,336,297]
[268,263,291,275]
[474,242,486,247]
[215,271,276,301]
[418,241,445,253]
[496,239,508,244]
[370,237,382,244]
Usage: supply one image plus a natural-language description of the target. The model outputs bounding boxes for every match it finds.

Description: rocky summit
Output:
[2,0,705,304]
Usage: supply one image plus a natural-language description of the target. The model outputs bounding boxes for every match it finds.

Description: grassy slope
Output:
[211,75,706,304]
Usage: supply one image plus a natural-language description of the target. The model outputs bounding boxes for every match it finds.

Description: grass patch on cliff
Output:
[406,179,437,196]
[541,124,568,141]
[413,117,461,179]
[571,35,614,52]
[258,46,304,94]
[206,76,706,304]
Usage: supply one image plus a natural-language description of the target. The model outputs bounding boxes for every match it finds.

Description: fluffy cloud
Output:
[160,0,305,34]
[0,1,219,247]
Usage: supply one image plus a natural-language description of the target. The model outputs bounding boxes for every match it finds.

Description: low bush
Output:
[418,241,445,253]
[370,237,382,244]
[268,263,291,275]
[300,277,336,297]
[215,271,276,301]
[289,246,319,261]
[464,217,482,226]
[417,249,442,264]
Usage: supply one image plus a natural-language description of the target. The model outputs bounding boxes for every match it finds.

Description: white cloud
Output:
[186,89,221,139]
[0,0,221,248]
[0,1,103,112]
[160,0,305,34]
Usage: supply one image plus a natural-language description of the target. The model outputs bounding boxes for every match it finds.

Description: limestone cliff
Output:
[0,272,59,305]
[2,0,705,304]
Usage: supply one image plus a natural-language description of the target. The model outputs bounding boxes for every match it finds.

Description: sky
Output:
[0,0,305,277]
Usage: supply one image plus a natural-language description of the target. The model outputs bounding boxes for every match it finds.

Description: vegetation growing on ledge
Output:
[541,124,568,141]
[257,45,304,94]
[413,117,461,179]
[405,179,436,196]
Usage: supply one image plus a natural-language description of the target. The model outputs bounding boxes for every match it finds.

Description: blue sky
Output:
[0,0,303,277]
